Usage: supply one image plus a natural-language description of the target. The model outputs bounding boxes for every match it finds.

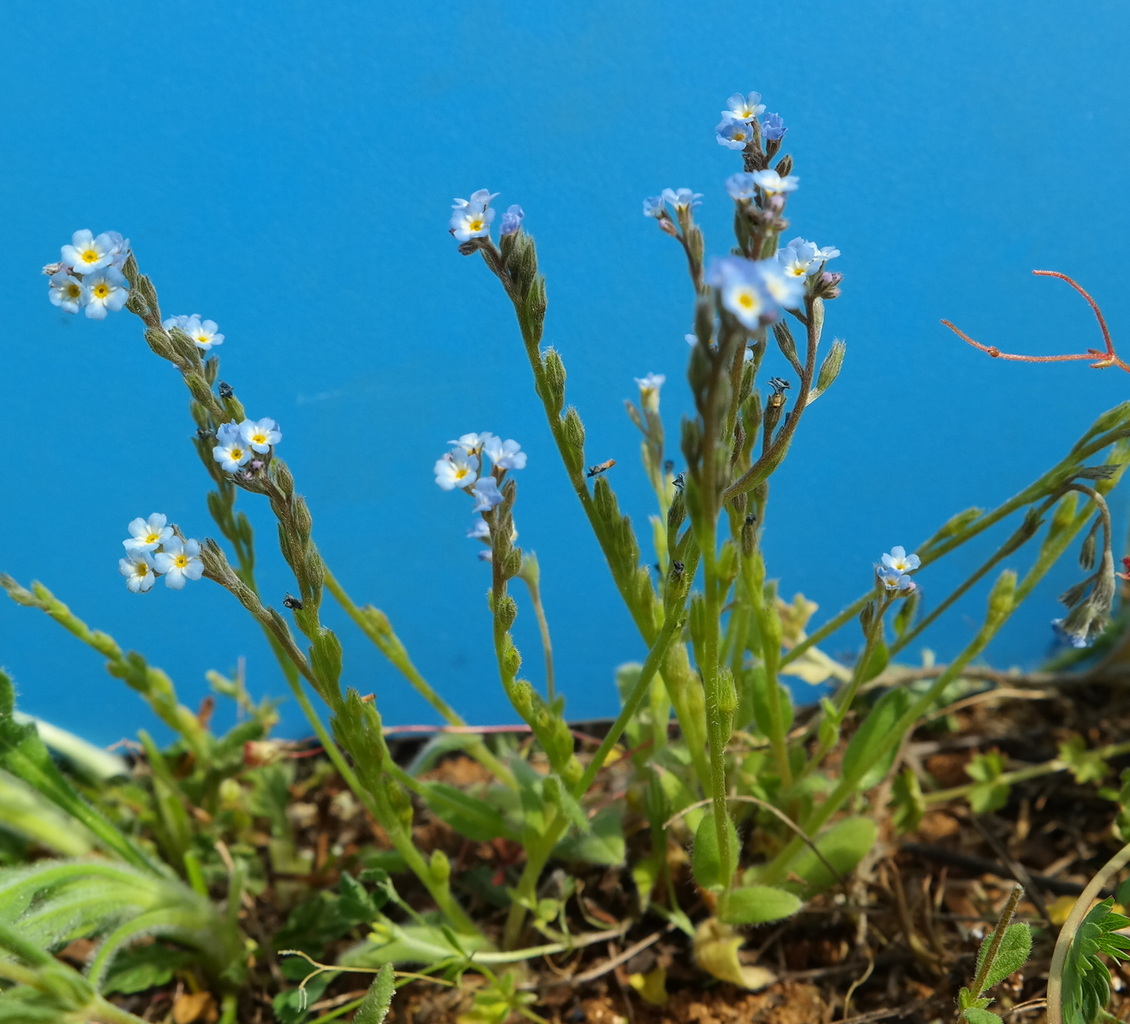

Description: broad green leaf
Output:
[842,688,911,791]
[961,1009,1003,1024]
[858,641,891,684]
[555,807,625,866]
[977,923,1032,990]
[720,885,801,925]
[692,811,737,892]
[785,816,878,895]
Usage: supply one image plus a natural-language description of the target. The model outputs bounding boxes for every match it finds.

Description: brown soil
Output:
[105,679,1130,1024]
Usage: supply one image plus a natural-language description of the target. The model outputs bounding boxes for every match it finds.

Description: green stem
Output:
[783,421,1130,671]
[924,737,1130,805]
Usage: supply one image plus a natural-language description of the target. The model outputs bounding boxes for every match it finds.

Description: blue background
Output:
[4,2,1129,746]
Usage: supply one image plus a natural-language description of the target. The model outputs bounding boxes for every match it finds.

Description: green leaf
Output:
[1058,734,1108,786]
[784,816,878,895]
[961,1009,1003,1024]
[842,689,911,791]
[419,781,511,842]
[891,768,925,834]
[101,943,194,995]
[555,807,625,866]
[967,751,1009,814]
[720,885,801,925]
[354,963,396,1024]
[692,811,738,892]
[977,923,1032,990]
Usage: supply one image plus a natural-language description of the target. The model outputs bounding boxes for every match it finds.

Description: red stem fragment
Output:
[941,269,1129,374]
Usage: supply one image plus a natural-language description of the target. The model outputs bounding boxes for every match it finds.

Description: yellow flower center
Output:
[80,248,100,265]
[92,283,110,299]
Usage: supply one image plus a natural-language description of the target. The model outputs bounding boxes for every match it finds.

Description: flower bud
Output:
[429,849,452,884]
[541,349,567,412]
[562,407,586,474]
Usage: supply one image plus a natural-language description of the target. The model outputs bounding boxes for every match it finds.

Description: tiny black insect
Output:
[283,593,303,610]
[768,376,791,394]
[218,381,234,399]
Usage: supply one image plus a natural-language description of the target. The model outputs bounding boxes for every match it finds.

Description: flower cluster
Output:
[212,418,282,473]
[714,91,787,150]
[46,230,131,320]
[876,546,920,592]
[450,190,524,243]
[162,314,225,353]
[435,432,526,516]
[118,513,203,592]
[705,256,804,328]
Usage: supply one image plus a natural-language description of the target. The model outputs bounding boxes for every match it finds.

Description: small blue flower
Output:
[760,112,787,141]
[661,188,702,212]
[450,190,499,241]
[1052,619,1093,649]
[877,567,915,592]
[705,256,774,329]
[484,436,526,471]
[715,117,755,150]
[881,546,921,574]
[642,195,666,218]
[723,92,765,123]
[500,204,524,236]
[725,173,759,200]
[751,169,799,196]
[471,476,504,512]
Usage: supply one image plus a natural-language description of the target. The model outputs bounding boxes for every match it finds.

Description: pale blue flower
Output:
[435,450,479,490]
[877,567,915,592]
[471,476,504,512]
[642,195,666,218]
[123,513,174,554]
[61,229,117,274]
[705,256,798,328]
[760,113,787,140]
[758,260,806,311]
[81,267,129,319]
[751,169,799,195]
[723,92,765,122]
[153,538,204,589]
[881,546,921,574]
[715,117,755,150]
[484,436,526,470]
[500,204,525,236]
[213,424,253,472]
[661,188,702,212]
[48,270,85,314]
[634,373,665,411]
[1052,618,1093,649]
[119,552,156,593]
[778,237,841,279]
[450,190,499,241]
[240,417,281,453]
[452,189,499,210]
[725,173,759,200]
[448,432,495,456]
[184,315,224,352]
